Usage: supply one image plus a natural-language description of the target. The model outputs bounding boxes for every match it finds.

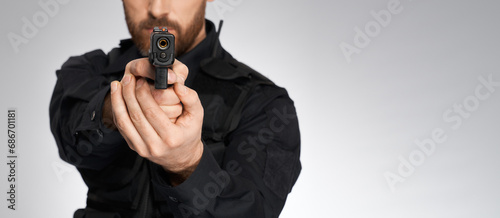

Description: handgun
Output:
[149,27,175,89]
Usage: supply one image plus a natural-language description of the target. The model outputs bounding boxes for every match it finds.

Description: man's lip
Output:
[147,28,175,33]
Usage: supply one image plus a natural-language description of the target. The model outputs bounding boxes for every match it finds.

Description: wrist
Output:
[162,140,204,186]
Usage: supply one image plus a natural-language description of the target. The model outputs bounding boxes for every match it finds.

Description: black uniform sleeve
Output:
[49,50,126,170]
[150,85,302,218]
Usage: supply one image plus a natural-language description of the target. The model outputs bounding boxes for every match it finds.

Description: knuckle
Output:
[125,61,136,74]
[143,106,160,121]
[126,59,149,77]
[188,89,200,102]
[129,111,143,123]
[136,85,148,97]
[163,137,179,148]
[148,146,164,159]
[115,118,128,130]
[151,90,163,101]
[191,89,199,98]
[136,149,151,159]
[135,61,148,76]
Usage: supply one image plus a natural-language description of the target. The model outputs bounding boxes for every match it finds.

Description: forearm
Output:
[50,83,125,169]
[50,50,126,170]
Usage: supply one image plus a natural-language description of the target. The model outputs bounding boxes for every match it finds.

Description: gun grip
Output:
[155,67,168,89]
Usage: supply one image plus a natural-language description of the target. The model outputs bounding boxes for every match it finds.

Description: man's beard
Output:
[124,3,206,57]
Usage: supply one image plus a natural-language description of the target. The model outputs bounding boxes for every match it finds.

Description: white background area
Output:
[1,0,500,217]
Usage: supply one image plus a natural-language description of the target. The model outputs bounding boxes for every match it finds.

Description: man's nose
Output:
[149,0,171,18]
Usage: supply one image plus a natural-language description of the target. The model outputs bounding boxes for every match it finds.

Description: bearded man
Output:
[50,1,301,217]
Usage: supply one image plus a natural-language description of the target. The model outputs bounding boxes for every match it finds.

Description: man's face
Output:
[123,0,209,56]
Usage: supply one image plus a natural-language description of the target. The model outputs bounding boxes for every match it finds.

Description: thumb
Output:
[173,82,203,122]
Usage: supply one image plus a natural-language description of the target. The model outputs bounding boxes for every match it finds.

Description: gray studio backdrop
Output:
[1,0,500,217]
